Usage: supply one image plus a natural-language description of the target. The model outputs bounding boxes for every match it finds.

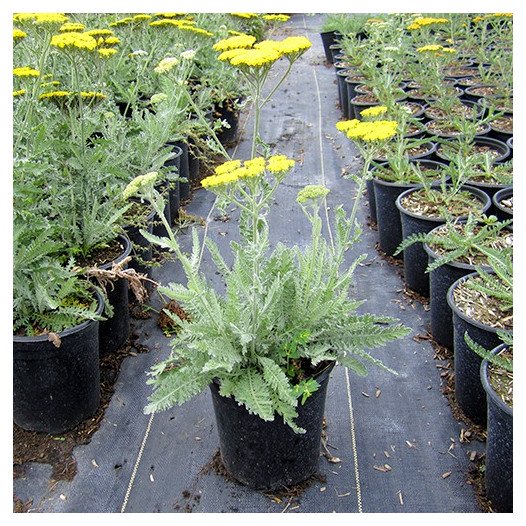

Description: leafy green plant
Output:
[126,34,410,433]
[321,13,373,35]
[395,214,512,270]
[464,331,512,373]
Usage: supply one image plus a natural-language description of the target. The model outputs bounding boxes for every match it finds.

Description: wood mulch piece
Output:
[158,300,191,335]
[466,453,494,513]
[13,330,150,486]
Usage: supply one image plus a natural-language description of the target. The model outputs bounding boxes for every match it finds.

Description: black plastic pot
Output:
[462,84,498,104]
[328,43,342,63]
[344,76,366,118]
[447,272,509,425]
[396,186,490,296]
[373,141,437,164]
[215,99,242,146]
[336,69,351,117]
[320,30,338,63]
[492,187,513,222]
[507,136,513,152]
[424,237,491,349]
[164,143,183,224]
[435,136,510,165]
[373,160,445,258]
[173,140,190,201]
[366,177,377,223]
[210,362,335,490]
[488,116,513,145]
[98,234,132,355]
[13,288,104,434]
[481,344,513,512]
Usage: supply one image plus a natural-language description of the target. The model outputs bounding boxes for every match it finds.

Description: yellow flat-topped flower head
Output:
[109,17,133,27]
[213,34,256,51]
[266,155,295,173]
[14,13,69,25]
[13,89,26,97]
[278,36,312,55]
[13,28,28,40]
[98,48,118,58]
[230,13,258,19]
[229,48,282,68]
[337,119,398,142]
[39,90,73,100]
[50,32,98,51]
[360,105,388,118]
[407,17,449,30]
[59,22,86,32]
[215,160,242,175]
[262,14,290,22]
[154,57,179,74]
[13,66,40,77]
[85,29,114,38]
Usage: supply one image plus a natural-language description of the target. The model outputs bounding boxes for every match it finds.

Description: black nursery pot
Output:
[98,234,132,355]
[481,344,513,513]
[320,30,338,63]
[492,187,513,222]
[447,272,508,426]
[366,178,377,223]
[396,186,490,297]
[424,239,491,349]
[215,99,242,146]
[13,288,104,434]
[173,140,190,201]
[373,160,445,258]
[336,69,351,118]
[210,362,335,491]
[435,136,511,165]
[188,138,200,187]
[164,143,183,223]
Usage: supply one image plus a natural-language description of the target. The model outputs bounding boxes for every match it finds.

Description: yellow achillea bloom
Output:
[109,17,133,27]
[297,185,330,204]
[103,36,120,46]
[177,25,213,37]
[98,48,118,58]
[60,22,86,32]
[133,14,152,21]
[213,34,256,51]
[50,32,98,51]
[360,105,388,117]
[417,44,456,54]
[123,172,159,199]
[227,30,244,36]
[13,66,40,77]
[218,48,248,62]
[230,13,258,19]
[80,91,107,100]
[14,13,69,25]
[336,119,398,142]
[39,90,73,100]
[13,89,26,97]
[85,29,114,38]
[202,156,294,189]
[266,155,295,173]
[277,36,312,55]
[229,48,282,67]
[13,28,27,40]
[407,17,449,30]
[262,14,290,22]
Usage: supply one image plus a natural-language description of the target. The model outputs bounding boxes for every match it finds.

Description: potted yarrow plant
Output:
[127,34,410,491]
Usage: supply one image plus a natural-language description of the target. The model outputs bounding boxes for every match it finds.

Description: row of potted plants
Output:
[12,12,289,434]
[324,13,513,512]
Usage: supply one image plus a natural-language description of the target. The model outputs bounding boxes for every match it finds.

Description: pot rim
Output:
[435,136,511,163]
[13,287,105,344]
[480,343,513,416]
[372,160,447,187]
[492,186,513,213]
[100,233,133,270]
[446,271,511,334]
[395,184,491,221]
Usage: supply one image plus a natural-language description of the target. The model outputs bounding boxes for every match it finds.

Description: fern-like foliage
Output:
[464,331,512,372]
[394,214,512,271]
[13,217,103,335]
[144,195,411,432]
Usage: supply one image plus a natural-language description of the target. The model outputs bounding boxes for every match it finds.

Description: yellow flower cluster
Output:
[38,91,106,102]
[336,119,398,142]
[39,90,72,100]
[473,13,513,22]
[123,172,159,199]
[79,91,106,100]
[297,185,330,204]
[216,36,311,68]
[202,155,295,189]
[360,105,388,117]
[13,29,27,40]
[262,14,290,22]
[59,22,86,32]
[50,32,98,51]
[14,13,69,25]
[149,18,213,36]
[407,17,449,30]
[13,66,40,77]
[13,89,26,97]
[98,48,118,58]
[103,36,120,45]
[40,80,61,87]
[213,34,256,51]
[109,17,133,27]
[85,28,114,38]
[230,13,258,19]
[417,44,456,54]
[133,14,153,21]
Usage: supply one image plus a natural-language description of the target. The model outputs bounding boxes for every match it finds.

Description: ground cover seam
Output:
[119,100,252,514]
[302,14,364,513]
